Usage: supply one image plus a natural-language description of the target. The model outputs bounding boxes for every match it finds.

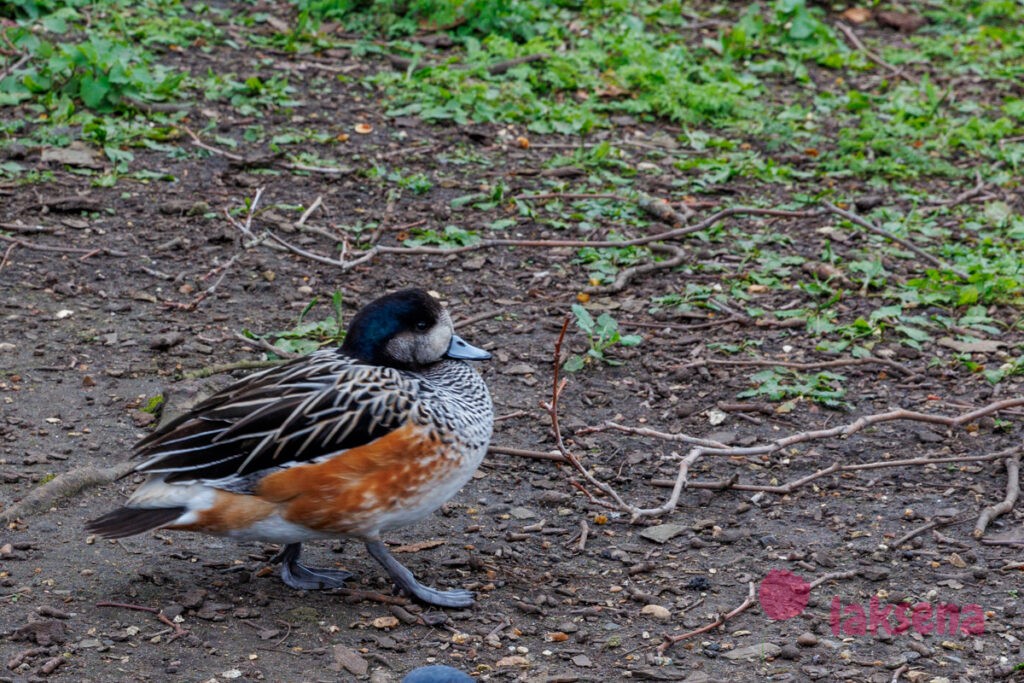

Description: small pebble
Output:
[779,644,801,660]
[641,604,671,621]
[796,632,818,647]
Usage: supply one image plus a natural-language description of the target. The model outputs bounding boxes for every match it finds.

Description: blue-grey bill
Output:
[445,334,491,361]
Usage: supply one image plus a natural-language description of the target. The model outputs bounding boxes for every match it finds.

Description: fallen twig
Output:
[488,445,566,462]
[233,332,301,360]
[648,451,1012,493]
[674,354,917,378]
[892,514,965,549]
[576,400,1024,520]
[834,21,902,76]
[823,201,967,279]
[974,450,1021,537]
[0,52,31,83]
[453,308,504,330]
[587,242,686,294]
[182,359,284,380]
[0,242,15,271]
[0,234,128,258]
[919,170,993,214]
[656,582,757,654]
[1,463,135,525]
[240,199,819,275]
[540,315,638,511]
[182,127,349,175]
[164,253,242,311]
[808,569,859,591]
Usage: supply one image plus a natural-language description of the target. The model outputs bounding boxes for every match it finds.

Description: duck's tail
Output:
[85,506,185,539]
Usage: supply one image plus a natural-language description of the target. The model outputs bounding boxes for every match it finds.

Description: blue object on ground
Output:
[402,664,476,683]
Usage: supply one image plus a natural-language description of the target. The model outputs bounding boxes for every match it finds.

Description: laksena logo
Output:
[759,569,985,637]
[829,596,985,637]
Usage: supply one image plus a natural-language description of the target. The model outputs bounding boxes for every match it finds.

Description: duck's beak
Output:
[445,334,491,361]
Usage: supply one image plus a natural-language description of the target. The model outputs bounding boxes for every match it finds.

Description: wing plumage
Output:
[134,350,417,485]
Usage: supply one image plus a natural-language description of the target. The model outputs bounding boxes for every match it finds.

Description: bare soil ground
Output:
[2,8,1023,683]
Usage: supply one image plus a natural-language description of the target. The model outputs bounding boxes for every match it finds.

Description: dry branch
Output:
[236,196,819,276]
[808,569,859,591]
[656,582,757,655]
[649,451,1012,494]
[834,21,902,76]
[572,399,1023,521]
[675,354,917,378]
[0,463,134,525]
[0,234,128,258]
[973,450,1021,537]
[823,201,967,279]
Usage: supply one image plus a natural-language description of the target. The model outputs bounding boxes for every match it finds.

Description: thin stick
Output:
[834,21,901,75]
[453,309,504,330]
[656,582,757,654]
[581,401,1024,518]
[808,569,859,591]
[0,234,128,257]
[539,315,637,512]
[297,196,323,226]
[164,253,241,311]
[233,332,301,359]
[649,451,1011,493]
[0,221,56,233]
[488,445,566,462]
[96,602,159,613]
[182,359,284,380]
[919,170,991,214]
[974,450,1021,537]
[823,201,967,279]
[675,355,916,377]
[243,205,821,272]
[892,515,964,549]
[181,125,245,161]
[0,52,30,82]
[0,242,15,271]
[512,192,621,201]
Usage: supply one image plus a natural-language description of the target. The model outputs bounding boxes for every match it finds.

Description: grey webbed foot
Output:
[272,543,354,590]
[365,540,474,608]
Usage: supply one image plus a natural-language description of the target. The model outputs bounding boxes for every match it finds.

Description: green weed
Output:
[246,291,346,356]
[738,368,848,408]
[563,304,642,372]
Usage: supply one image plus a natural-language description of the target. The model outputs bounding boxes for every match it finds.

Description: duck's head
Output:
[341,288,491,370]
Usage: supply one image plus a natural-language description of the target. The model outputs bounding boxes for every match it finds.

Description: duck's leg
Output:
[272,543,354,590]
[364,540,474,608]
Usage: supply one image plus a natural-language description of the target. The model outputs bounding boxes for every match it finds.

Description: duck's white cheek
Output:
[424,325,451,361]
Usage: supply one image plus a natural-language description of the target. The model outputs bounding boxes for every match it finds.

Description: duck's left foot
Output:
[365,540,474,609]
[272,543,354,590]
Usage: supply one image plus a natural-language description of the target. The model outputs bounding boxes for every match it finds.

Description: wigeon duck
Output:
[86,288,493,608]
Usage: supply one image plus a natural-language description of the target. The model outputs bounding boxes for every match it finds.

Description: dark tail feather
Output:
[85,507,186,539]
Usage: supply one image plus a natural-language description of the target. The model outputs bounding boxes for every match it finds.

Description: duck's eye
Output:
[415,320,429,331]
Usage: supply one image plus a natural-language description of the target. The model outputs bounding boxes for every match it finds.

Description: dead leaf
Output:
[41,142,103,169]
[937,337,1005,354]
[496,655,530,667]
[372,616,399,629]
[840,7,872,24]
[392,539,445,553]
[330,645,368,676]
[875,10,926,33]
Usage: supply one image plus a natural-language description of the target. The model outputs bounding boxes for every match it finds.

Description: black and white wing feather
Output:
[133,349,418,484]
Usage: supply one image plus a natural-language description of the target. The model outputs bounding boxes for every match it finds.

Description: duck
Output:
[86,288,493,608]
